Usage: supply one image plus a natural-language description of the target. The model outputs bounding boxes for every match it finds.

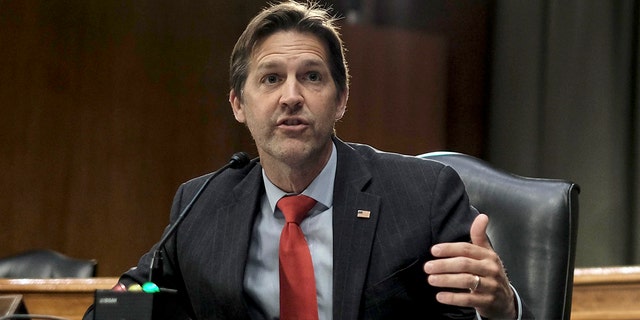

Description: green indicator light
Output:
[141,282,160,293]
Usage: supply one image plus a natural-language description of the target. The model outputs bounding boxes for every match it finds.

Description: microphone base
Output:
[93,290,186,320]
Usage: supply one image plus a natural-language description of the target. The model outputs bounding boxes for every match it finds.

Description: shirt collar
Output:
[262,142,337,214]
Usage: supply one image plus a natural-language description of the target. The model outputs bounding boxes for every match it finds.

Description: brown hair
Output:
[229,1,349,101]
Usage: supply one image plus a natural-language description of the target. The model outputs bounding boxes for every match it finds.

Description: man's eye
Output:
[307,72,321,82]
[264,75,279,84]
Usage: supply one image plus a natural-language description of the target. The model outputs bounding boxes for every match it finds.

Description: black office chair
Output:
[417,151,579,320]
[0,249,97,278]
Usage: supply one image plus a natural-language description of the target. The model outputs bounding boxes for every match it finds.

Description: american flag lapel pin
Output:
[357,209,371,219]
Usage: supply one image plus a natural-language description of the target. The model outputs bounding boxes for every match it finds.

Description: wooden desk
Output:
[572,266,640,319]
[2,269,639,320]
[0,277,118,320]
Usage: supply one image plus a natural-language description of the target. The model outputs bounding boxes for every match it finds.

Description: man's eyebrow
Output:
[255,60,281,72]
[300,59,326,68]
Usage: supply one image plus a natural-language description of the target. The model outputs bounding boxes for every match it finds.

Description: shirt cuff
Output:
[474,283,522,320]
[510,283,523,320]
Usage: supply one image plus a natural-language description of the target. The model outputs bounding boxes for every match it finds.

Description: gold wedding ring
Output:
[470,275,481,292]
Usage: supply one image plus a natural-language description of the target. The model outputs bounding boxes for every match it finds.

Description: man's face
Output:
[230,31,347,167]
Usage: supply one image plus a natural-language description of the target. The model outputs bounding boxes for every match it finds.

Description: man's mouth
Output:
[279,117,308,126]
[282,119,303,125]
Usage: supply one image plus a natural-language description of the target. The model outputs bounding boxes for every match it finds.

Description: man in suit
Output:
[86,1,531,319]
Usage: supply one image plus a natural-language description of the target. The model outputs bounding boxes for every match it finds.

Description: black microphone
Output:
[144,151,251,291]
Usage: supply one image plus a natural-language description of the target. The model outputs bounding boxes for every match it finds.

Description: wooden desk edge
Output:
[1,269,638,290]
[1,269,638,289]
[0,277,119,292]
[574,266,640,285]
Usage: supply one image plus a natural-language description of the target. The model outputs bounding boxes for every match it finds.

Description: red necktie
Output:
[278,194,319,320]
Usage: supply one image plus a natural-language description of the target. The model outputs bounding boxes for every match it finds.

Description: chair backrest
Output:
[0,249,97,278]
[417,151,579,320]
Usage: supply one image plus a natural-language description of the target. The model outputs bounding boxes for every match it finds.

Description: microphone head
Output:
[229,152,250,169]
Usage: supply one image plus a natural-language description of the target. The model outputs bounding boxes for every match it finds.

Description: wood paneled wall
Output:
[0,0,489,276]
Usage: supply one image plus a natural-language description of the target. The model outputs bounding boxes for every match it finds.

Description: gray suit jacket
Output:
[111,138,483,319]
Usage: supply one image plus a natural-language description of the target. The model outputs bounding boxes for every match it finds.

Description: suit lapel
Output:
[332,140,381,319]
[216,163,263,276]
[207,164,264,317]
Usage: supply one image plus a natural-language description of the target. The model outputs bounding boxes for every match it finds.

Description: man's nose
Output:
[279,78,303,108]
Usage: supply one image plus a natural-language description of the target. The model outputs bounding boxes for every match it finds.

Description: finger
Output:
[430,242,487,260]
[424,255,478,274]
[470,213,491,249]
[428,273,483,291]
[434,290,489,309]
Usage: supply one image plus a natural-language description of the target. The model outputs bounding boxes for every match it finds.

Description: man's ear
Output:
[229,89,246,123]
[335,89,348,120]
